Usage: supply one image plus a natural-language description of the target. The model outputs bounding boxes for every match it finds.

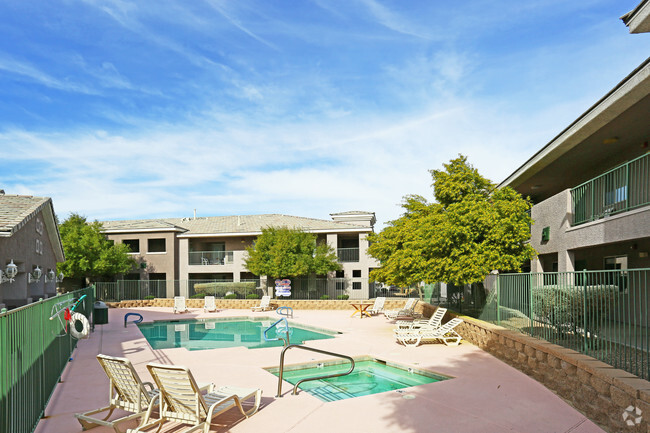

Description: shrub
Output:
[320,295,330,300]
[225,293,238,299]
[193,281,257,296]
[144,295,155,300]
[337,294,349,300]
[246,293,260,299]
[190,293,204,299]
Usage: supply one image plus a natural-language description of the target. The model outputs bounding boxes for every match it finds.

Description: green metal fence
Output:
[571,152,650,225]
[0,287,94,433]
[480,270,649,380]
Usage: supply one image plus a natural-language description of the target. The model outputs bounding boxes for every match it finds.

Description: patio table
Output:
[349,302,374,319]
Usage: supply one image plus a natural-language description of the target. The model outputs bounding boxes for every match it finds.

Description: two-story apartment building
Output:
[499,9,650,274]
[101,211,380,299]
[0,193,65,309]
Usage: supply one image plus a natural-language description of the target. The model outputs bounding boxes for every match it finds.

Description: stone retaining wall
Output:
[418,303,650,432]
[106,298,419,312]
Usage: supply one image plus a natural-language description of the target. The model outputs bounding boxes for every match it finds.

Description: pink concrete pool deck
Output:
[36,307,605,433]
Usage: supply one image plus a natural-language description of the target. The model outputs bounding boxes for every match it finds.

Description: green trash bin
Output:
[94,301,109,325]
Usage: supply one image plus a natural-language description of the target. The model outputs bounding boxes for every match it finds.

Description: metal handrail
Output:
[276,344,355,397]
[263,317,291,347]
[276,306,293,318]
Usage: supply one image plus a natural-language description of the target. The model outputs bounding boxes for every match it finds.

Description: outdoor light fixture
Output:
[28,266,42,283]
[56,272,64,283]
[45,269,56,282]
[0,260,18,284]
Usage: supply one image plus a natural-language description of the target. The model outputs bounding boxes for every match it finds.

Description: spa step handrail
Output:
[276,344,355,397]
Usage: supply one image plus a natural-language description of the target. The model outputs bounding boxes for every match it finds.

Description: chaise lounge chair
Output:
[251,295,273,312]
[126,363,262,433]
[75,354,160,433]
[394,317,464,347]
[384,298,421,320]
[395,307,447,330]
[367,297,385,315]
[203,296,217,313]
[174,296,189,314]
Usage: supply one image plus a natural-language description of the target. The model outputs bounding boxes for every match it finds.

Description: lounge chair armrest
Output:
[142,381,156,392]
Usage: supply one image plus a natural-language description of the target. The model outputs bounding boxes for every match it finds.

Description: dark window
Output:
[352,282,362,290]
[148,273,166,280]
[123,239,139,253]
[148,238,166,253]
[124,273,140,281]
[335,270,344,278]
[352,270,361,278]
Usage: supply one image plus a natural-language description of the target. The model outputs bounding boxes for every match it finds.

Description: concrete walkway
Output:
[35,307,605,433]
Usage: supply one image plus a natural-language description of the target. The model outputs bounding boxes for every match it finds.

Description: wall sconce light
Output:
[56,272,64,283]
[0,260,18,284]
[28,266,42,283]
[44,269,57,282]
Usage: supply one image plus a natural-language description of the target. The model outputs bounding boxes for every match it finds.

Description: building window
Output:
[148,238,166,253]
[352,270,361,278]
[352,282,362,290]
[123,239,140,253]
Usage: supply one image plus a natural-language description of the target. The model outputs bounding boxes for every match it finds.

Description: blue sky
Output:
[0,1,647,228]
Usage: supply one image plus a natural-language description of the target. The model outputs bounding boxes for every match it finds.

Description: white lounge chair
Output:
[251,295,273,312]
[394,317,464,347]
[203,296,217,313]
[367,297,385,315]
[384,298,421,320]
[127,363,261,433]
[395,307,447,330]
[174,296,189,314]
[75,354,160,433]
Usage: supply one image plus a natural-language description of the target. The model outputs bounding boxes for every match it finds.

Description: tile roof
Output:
[330,211,375,215]
[101,214,371,235]
[0,194,51,236]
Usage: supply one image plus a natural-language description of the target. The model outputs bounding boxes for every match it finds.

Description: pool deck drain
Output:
[36,307,605,433]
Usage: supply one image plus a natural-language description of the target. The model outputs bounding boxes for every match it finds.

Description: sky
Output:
[0,1,648,229]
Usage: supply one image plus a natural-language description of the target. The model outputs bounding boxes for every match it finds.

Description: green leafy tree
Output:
[57,213,135,284]
[368,155,535,286]
[244,226,341,278]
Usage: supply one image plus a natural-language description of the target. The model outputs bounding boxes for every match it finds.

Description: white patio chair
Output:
[173,296,189,314]
[395,307,447,330]
[127,363,261,433]
[384,298,421,320]
[251,295,273,312]
[203,296,217,313]
[367,297,386,315]
[75,354,160,433]
[394,317,464,347]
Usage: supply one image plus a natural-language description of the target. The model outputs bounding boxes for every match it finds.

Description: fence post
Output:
[529,273,534,337]
[496,274,500,326]
[583,270,588,353]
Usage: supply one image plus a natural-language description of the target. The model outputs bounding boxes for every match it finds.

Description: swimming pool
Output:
[267,357,451,402]
[137,318,337,350]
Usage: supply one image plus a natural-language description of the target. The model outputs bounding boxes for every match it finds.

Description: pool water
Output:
[268,358,450,402]
[137,318,336,351]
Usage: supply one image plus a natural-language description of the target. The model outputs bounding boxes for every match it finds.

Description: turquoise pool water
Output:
[268,358,450,402]
[137,318,336,351]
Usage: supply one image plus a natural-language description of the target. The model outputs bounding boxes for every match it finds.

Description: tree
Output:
[244,226,341,279]
[57,213,136,284]
[368,155,535,286]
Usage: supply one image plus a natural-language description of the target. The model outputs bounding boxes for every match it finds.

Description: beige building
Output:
[500,5,650,273]
[101,211,380,299]
[0,193,65,309]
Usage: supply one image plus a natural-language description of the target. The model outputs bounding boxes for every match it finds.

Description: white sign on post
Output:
[275,279,291,297]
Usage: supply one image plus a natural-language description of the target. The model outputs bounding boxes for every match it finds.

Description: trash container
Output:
[94,301,109,325]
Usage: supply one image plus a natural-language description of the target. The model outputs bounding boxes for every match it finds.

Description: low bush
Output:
[144,295,155,300]
[225,293,238,299]
[246,293,260,299]
[337,294,349,300]
[320,295,330,300]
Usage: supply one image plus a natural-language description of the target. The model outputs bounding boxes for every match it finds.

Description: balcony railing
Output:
[337,247,359,262]
[188,250,234,265]
[571,153,650,226]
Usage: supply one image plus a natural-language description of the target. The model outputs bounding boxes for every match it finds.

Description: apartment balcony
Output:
[188,250,235,265]
[337,247,359,262]
[571,153,650,226]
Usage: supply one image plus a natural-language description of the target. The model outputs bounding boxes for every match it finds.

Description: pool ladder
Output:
[275,344,355,398]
